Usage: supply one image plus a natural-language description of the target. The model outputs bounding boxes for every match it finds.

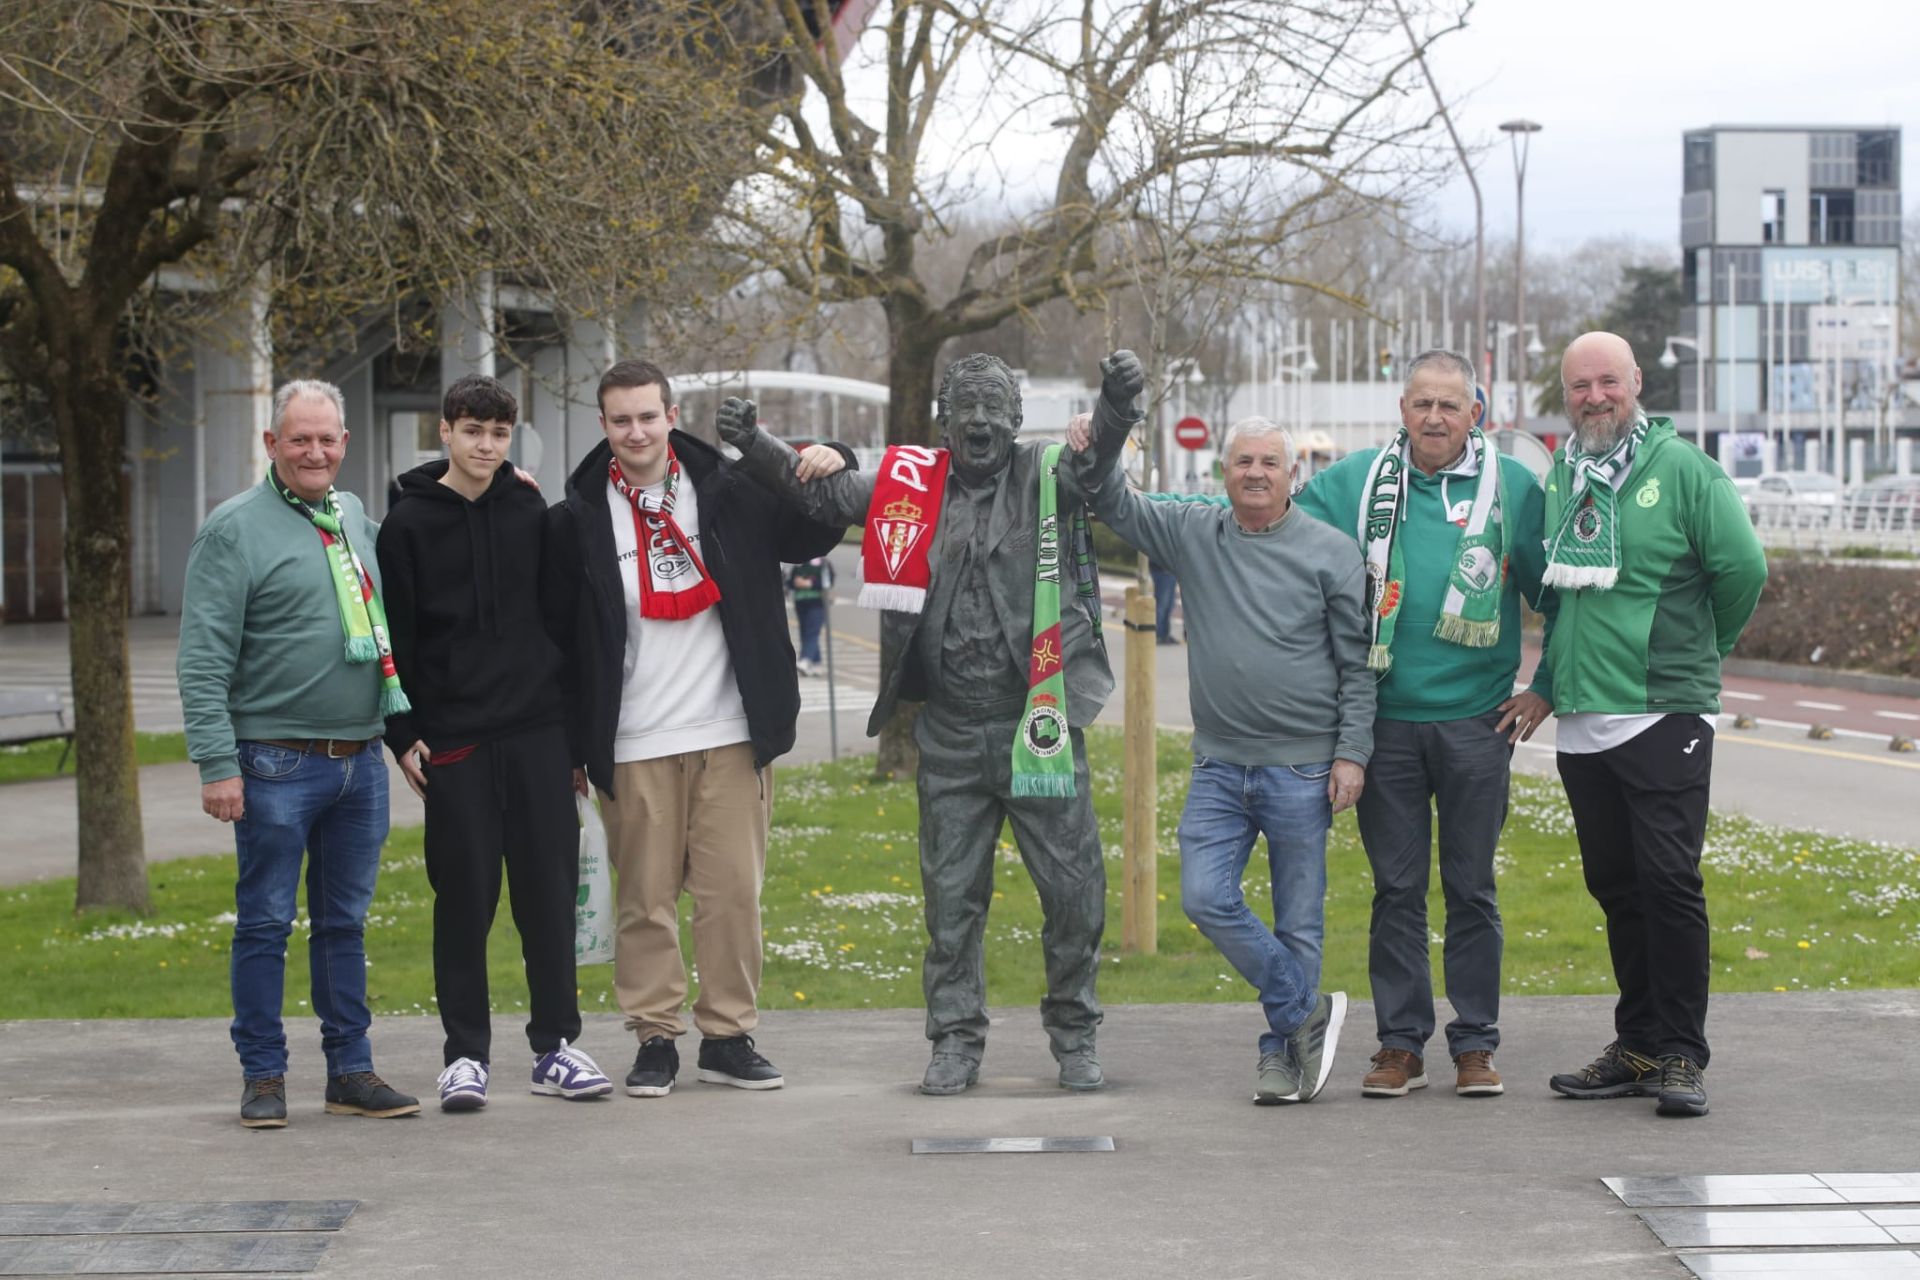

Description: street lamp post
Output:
[1659,336,1706,453]
[1500,118,1543,433]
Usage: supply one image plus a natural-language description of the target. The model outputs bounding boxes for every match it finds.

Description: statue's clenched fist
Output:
[716,397,759,450]
[1099,350,1145,411]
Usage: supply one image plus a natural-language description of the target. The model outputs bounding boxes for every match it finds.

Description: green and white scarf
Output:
[1011,444,1076,798]
[268,468,411,716]
[1357,427,1507,673]
[1542,415,1648,591]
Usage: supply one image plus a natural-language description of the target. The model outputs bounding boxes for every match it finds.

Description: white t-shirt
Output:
[606,477,749,762]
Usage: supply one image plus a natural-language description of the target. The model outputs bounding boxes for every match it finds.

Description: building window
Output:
[1856,130,1897,187]
[1683,133,1713,194]
[1810,190,1854,245]
[1761,190,1786,243]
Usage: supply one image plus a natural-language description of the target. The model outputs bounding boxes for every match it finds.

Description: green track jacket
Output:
[1541,417,1768,715]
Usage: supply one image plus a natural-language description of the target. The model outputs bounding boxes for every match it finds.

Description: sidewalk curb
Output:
[1721,656,1920,699]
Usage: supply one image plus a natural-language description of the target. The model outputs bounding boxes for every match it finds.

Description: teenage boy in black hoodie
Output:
[547,359,853,1098]
[378,374,612,1111]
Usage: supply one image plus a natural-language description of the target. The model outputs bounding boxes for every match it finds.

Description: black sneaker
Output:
[240,1076,287,1129]
[1655,1056,1709,1118]
[324,1071,420,1118]
[697,1034,784,1091]
[1548,1041,1662,1099]
[625,1036,679,1098]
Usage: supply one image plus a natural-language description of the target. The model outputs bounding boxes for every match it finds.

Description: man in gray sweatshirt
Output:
[1079,414,1375,1105]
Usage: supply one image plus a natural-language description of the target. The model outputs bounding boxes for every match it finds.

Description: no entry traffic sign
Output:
[1174,416,1208,450]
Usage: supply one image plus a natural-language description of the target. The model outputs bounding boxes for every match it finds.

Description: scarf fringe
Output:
[1367,644,1394,672]
[859,582,928,614]
[1541,563,1620,590]
[380,685,412,717]
[639,580,722,621]
[1010,772,1077,798]
[344,634,379,664]
[1432,614,1500,647]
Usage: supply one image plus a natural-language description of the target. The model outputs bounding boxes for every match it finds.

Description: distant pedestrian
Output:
[1542,332,1767,1119]
[177,379,419,1129]
[1149,559,1179,644]
[788,556,833,675]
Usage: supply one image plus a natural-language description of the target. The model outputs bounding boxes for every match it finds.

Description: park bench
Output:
[0,688,74,772]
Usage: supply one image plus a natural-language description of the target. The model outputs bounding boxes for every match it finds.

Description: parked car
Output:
[1754,470,1843,505]
[1731,476,1763,520]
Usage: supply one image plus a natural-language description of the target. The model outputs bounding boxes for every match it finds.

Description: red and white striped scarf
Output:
[609,452,721,620]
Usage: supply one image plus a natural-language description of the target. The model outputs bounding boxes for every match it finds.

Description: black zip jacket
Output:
[376,459,567,752]
[547,432,854,795]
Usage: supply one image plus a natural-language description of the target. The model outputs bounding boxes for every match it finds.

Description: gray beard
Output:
[1569,398,1641,455]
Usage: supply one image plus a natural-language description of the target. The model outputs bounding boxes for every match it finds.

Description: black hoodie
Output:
[547,431,854,795]
[375,459,566,752]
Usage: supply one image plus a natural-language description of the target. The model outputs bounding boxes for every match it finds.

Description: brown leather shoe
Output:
[1361,1047,1427,1098]
[1454,1049,1504,1097]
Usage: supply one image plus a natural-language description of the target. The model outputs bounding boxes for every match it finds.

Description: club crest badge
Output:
[1636,477,1661,508]
[1573,501,1602,543]
[873,494,928,579]
[1021,693,1068,759]
[1457,545,1499,593]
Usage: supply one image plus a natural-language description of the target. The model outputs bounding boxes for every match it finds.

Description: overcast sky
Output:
[1423,0,1917,253]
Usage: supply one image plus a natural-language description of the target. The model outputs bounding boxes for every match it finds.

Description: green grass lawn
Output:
[0,732,189,784]
[2,727,1915,1020]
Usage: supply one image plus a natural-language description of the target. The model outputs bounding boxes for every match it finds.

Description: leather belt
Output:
[252,737,373,758]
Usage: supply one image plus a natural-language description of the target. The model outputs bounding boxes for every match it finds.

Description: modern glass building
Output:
[1679,125,1902,473]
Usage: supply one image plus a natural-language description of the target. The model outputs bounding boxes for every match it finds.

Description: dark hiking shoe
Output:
[1361,1047,1428,1098]
[697,1035,784,1090]
[1548,1041,1661,1099]
[1655,1056,1709,1118]
[240,1076,287,1129]
[920,1052,980,1096]
[324,1072,420,1118]
[1286,991,1348,1102]
[625,1036,679,1098]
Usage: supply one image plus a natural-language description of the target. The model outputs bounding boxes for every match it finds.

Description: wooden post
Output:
[1121,586,1159,954]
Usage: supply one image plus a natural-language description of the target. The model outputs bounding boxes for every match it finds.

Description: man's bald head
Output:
[1561,330,1643,453]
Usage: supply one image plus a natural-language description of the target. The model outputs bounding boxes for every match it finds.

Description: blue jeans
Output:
[1178,756,1332,1053]
[795,600,826,664]
[228,740,389,1080]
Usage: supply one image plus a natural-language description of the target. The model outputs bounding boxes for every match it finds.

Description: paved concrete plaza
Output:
[4,992,1917,1278]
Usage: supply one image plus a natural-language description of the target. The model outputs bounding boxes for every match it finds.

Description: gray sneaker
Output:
[1286,992,1348,1102]
[919,1052,980,1096]
[1057,1051,1105,1092]
[1254,1050,1301,1105]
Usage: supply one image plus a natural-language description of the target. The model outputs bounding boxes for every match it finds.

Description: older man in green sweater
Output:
[177,379,419,1129]
[1288,349,1553,1102]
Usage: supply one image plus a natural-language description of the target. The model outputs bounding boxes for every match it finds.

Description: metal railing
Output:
[1748,492,1920,556]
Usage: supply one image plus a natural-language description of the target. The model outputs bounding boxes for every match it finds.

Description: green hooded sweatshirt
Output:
[1540,417,1767,714]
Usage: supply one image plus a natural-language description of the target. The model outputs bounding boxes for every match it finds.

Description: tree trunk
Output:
[873,306,944,778]
[56,344,150,915]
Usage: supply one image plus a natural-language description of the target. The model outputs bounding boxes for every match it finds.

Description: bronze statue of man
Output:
[717,350,1144,1093]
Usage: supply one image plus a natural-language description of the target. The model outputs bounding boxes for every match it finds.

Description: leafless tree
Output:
[0,0,756,911]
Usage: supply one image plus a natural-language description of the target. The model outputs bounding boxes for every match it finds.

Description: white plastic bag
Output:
[574,792,615,967]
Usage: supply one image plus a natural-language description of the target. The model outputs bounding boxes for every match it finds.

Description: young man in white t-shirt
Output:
[546,359,853,1097]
